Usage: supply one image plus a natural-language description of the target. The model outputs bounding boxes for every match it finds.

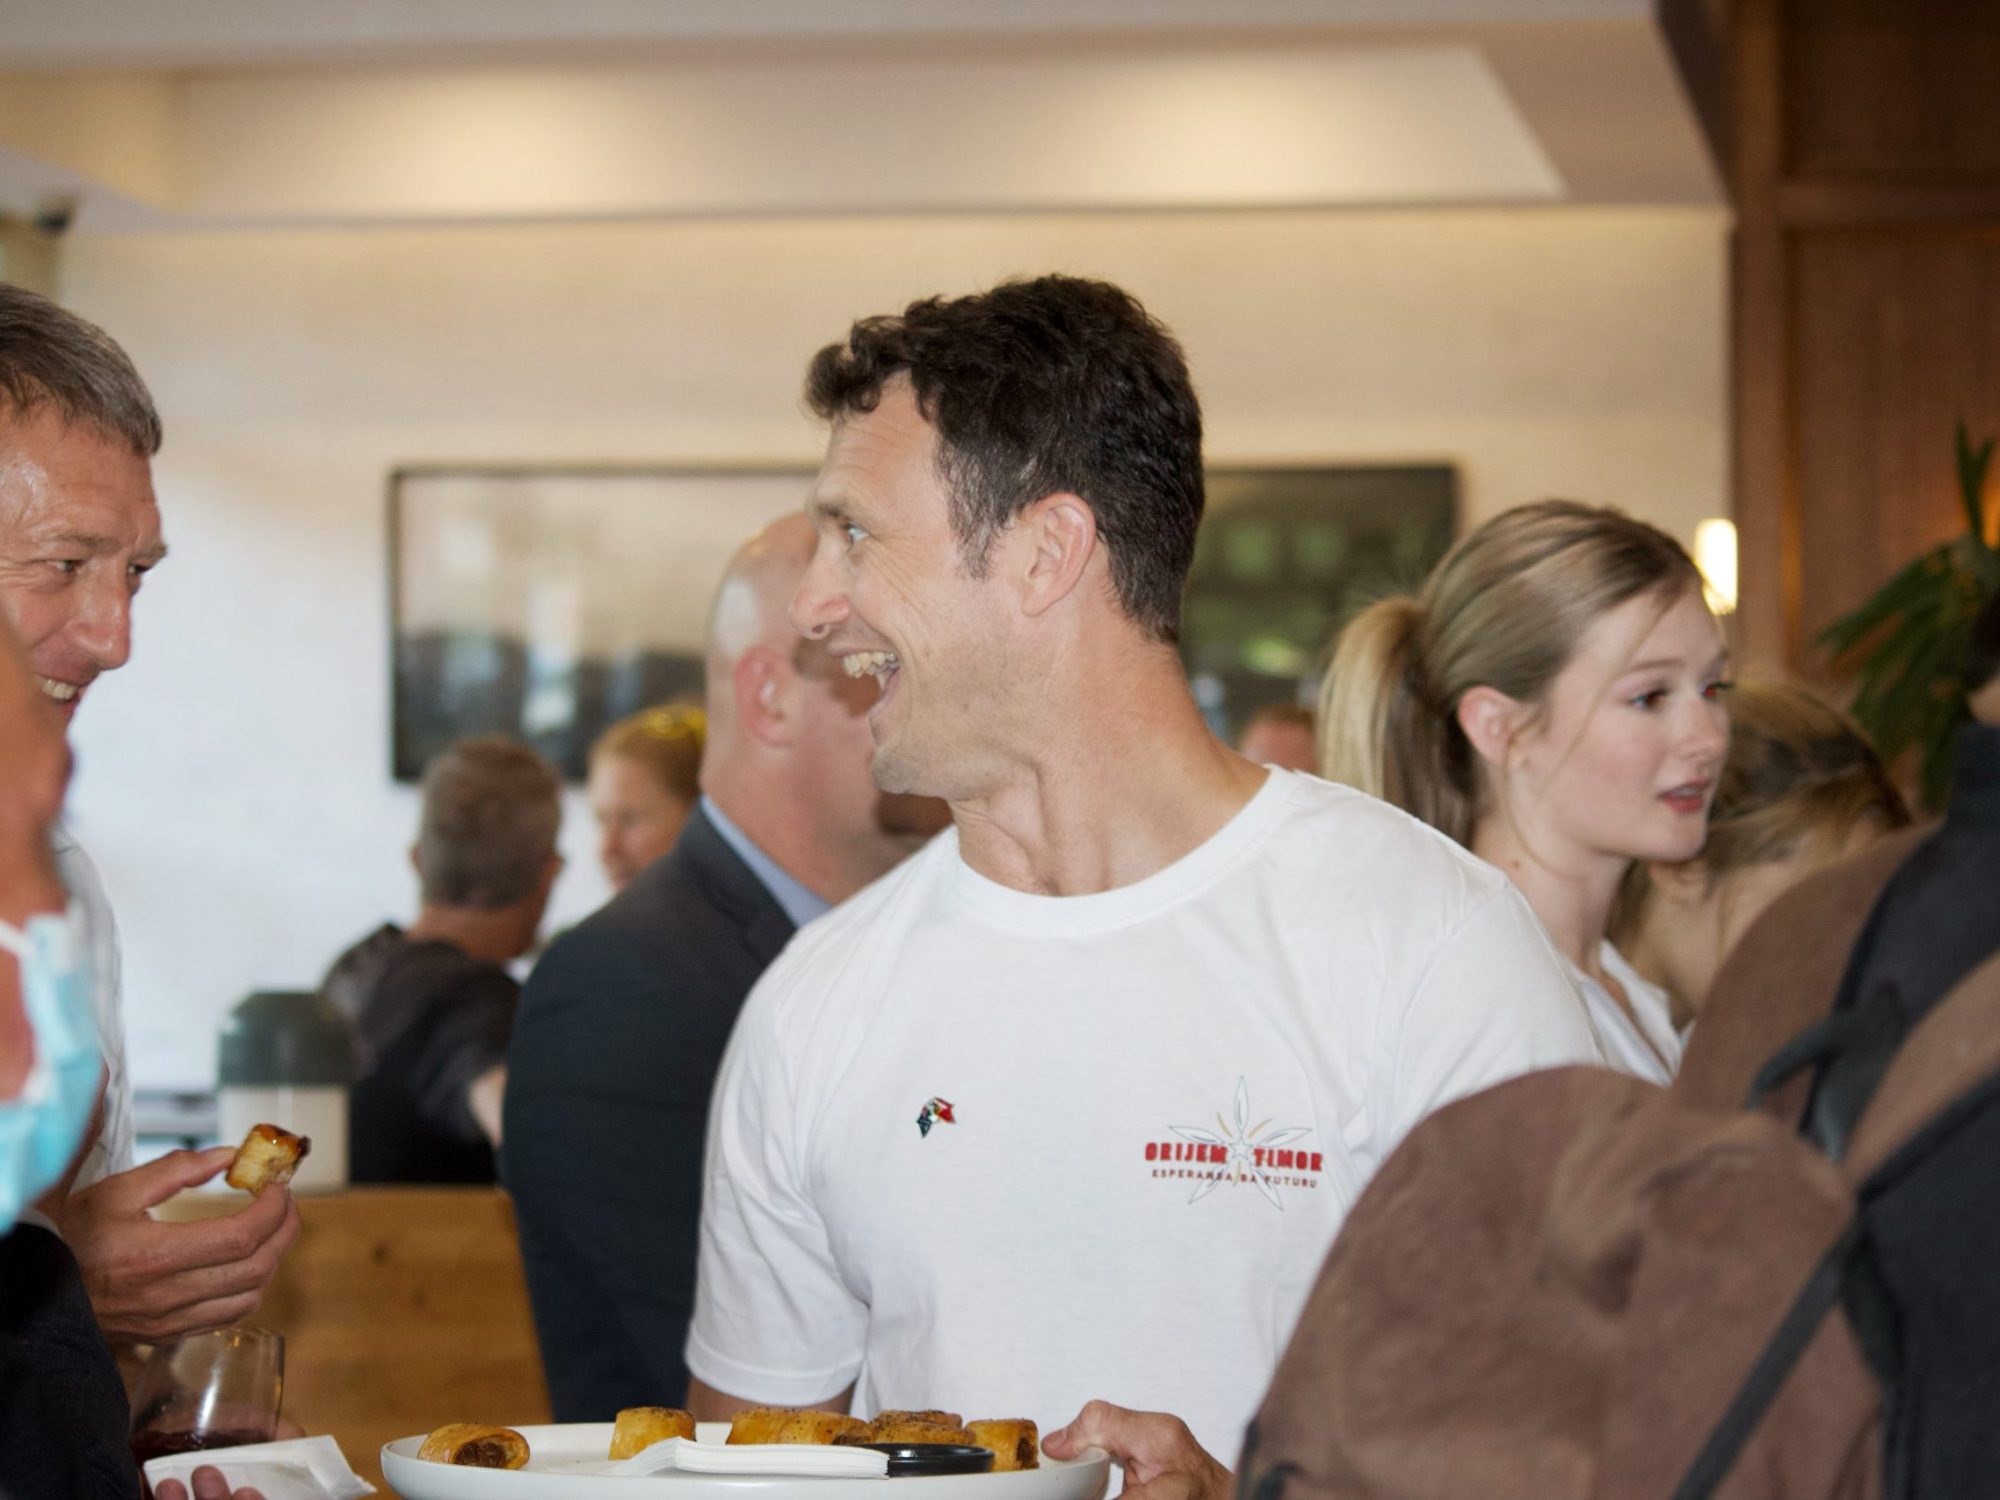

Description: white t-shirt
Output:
[688,770,1602,1462]
[1569,942,1681,1085]
[52,825,131,1192]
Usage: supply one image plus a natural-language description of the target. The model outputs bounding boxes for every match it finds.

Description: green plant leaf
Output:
[1819,546,1956,657]
[1957,419,1995,544]
[1828,424,1999,813]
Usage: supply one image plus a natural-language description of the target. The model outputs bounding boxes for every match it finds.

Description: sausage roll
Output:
[417,1423,529,1468]
[967,1419,1041,1471]
[839,1412,976,1445]
[610,1406,697,1459]
[727,1408,868,1444]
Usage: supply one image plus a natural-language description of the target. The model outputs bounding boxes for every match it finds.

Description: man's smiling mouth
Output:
[36,677,79,705]
[840,650,900,684]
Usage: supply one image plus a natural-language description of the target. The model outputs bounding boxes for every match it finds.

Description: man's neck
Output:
[702,777,893,908]
[951,663,1269,896]
[405,905,526,966]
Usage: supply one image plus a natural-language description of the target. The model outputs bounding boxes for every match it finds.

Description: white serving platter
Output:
[382,1425,1110,1500]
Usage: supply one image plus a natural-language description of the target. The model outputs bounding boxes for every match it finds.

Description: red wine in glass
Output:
[129,1327,284,1493]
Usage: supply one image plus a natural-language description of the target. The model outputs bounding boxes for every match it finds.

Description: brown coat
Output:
[1240,829,2000,1500]
[1674,826,1930,1122]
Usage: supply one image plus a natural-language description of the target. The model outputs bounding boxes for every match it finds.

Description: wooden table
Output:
[160,1186,552,1492]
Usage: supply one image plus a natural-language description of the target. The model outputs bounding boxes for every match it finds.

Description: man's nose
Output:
[72,584,133,671]
[790,548,849,640]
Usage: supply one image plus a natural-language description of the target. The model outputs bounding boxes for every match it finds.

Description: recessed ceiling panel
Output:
[175,45,1563,223]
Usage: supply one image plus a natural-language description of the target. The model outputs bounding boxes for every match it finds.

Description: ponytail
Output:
[1319,596,1480,845]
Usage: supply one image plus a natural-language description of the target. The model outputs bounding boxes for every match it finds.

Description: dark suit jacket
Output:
[0,1223,140,1499]
[502,805,796,1420]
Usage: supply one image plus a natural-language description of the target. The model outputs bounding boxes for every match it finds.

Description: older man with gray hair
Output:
[320,736,563,1184]
[0,284,300,1351]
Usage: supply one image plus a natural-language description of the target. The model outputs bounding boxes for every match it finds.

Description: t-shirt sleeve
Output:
[1371,881,1603,1164]
[685,966,867,1404]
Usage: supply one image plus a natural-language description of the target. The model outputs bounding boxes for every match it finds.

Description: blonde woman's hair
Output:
[1319,499,1704,846]
[1610,679,1911,941]
[589,703,706,805]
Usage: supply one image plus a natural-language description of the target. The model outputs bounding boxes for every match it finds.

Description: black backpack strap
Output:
[1745,1004,1883,1111]
[1668,1221,1864,1500]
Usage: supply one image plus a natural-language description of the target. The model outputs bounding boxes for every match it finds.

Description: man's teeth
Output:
[37,679,77,703]
[841,651,899,680]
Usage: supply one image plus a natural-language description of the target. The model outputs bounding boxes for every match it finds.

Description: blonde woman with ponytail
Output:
[1321,500,1730,1081]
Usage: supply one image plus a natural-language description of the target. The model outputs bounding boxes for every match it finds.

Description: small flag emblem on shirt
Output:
[915,1097,956,1137]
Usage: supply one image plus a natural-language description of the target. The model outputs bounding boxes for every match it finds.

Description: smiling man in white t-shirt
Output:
[685,276,1601,1464]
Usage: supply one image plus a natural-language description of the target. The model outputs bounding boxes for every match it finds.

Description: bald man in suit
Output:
[503,514,944,1420]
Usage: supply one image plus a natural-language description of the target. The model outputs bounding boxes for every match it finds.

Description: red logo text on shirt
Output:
[1145,1077,1321,1210]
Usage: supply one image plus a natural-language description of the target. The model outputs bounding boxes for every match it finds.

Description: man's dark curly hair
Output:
[805,275,1204,644]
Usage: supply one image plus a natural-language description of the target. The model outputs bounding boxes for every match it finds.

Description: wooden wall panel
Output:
[1725,0,2000,675]
[1791,231,2000,658]
[1787,0,2000,177]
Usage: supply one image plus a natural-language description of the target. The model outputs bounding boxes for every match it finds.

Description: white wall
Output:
[55,204,1728,1088]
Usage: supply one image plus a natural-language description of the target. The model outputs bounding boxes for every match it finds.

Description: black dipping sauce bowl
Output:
[857,1444,997,1477]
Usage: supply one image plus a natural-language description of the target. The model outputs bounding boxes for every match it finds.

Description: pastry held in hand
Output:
[967,1419,1041,1471]
[416,1423,529,1468]
[727,1407,869,1444]
[610,1406,696,1459]
[227,1123,311,1193]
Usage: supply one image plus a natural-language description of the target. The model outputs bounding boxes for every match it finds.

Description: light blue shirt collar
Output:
[700,795,831,930]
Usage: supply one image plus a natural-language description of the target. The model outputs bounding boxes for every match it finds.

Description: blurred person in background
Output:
[320,736,561,1184]
[1321,499,1729,1083]
[0,284,298,1348]
[505,513,946,1420]
[587,703,704,892]
[1235,702,1315,772]
[1613,679,1911,1029]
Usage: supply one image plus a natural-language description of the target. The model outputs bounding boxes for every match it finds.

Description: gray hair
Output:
[0,284,161,456]
[417,737,562,909]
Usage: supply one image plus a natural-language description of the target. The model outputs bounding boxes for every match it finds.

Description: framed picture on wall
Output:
[389,465,815,781]
[390,461,1457,780]
[1181,465,1458,738]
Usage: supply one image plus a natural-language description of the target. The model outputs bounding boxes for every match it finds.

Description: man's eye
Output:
[49,559,84,576]
[843,523,867,548]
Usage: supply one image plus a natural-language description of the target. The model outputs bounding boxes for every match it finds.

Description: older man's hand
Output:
[57,1147,300,1341]
[153,1464,265,1500]
[1044,1402,1233,1500]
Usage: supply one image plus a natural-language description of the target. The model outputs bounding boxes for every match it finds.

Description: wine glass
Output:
[128,1326,285,1468]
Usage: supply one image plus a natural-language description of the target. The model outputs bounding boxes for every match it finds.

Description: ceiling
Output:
[0,0,1719,232]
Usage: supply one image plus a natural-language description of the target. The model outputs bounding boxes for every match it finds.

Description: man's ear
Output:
[733,645,799,748]
[1014,492,1098,619]
[1455,685,1528,772]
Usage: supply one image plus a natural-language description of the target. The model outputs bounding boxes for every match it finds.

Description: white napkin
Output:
[600,1438,890,1479]
[141,1435,376,1500]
